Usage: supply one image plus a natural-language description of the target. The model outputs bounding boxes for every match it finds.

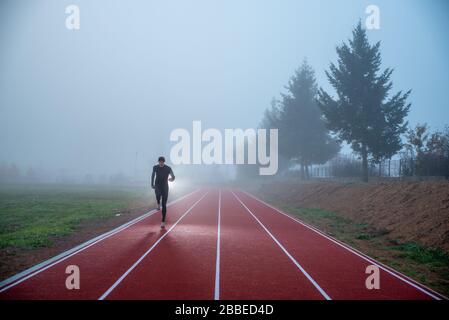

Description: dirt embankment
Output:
[254,180,449,252]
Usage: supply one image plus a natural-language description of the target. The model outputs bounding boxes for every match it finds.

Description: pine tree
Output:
[318,22,410,182]
[263,59,339,179]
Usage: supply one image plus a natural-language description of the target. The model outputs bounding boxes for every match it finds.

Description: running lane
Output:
[0,189,205,300]
[233,189,443,300]
[219,189,325,300]
[102,189,219,299]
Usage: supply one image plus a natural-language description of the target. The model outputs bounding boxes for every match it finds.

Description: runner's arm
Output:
[151,167,156,187]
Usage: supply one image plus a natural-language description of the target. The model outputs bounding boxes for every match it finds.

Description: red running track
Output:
[0,188,445,300]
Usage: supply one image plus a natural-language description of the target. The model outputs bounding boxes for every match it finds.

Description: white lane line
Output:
[231,190,331,300]
[214,189,222,300]
[0,189,201,292]
[98,191,209,300]
[240,190,446,301]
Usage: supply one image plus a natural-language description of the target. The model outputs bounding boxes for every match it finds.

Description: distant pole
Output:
[134,151,138,182]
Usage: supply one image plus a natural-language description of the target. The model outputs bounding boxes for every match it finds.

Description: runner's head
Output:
[158,156,165,167]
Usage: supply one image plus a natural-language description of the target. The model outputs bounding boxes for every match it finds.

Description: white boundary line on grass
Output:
[98,191,208,300]
[240,189,446,301]
[0,189,200,292]
[214,189,222,300]
[231,190,331,300]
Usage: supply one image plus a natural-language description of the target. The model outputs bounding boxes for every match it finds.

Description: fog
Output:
[1,0,448,183]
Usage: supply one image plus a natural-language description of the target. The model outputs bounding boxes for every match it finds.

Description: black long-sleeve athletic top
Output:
[151,165,175,187]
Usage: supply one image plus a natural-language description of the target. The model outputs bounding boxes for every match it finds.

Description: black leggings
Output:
[155,185,169,222]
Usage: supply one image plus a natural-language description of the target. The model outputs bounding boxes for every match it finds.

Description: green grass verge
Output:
[282,206,389,246]
[387,243,449,268]
[0,184,150,250]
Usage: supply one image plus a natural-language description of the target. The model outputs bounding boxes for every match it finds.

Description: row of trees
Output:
[0,163,39,183]
[261,22,411,182]
[0,163,137,185]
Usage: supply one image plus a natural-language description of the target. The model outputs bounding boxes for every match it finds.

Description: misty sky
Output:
[1,0,448,177]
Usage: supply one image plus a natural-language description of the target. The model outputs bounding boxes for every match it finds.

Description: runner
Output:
[151,156,175,228]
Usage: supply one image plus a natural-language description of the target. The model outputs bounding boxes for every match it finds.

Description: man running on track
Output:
[151,156,175,229]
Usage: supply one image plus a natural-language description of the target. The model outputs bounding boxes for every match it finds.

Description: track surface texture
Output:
[0,188,446,300]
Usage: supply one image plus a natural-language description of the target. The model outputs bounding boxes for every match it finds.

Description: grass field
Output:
[0,184,152,250]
